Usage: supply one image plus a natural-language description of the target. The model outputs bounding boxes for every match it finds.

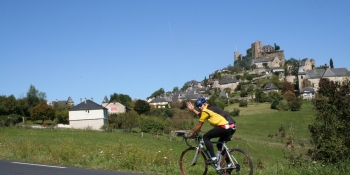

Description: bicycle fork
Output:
[189,147,201,166]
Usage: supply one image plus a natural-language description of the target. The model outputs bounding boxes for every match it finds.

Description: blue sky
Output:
[1,0,349,104]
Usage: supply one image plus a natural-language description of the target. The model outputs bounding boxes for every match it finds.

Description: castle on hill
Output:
[234,40,287,69]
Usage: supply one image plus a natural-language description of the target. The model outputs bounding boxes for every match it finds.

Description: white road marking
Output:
[11,162,67,169]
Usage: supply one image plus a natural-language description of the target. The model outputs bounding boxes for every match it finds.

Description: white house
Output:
[69,99,108,130]
[300,87,315,99]
[149,97,170,108]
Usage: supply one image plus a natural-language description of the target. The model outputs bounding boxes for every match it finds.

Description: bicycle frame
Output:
[184,134,237,172]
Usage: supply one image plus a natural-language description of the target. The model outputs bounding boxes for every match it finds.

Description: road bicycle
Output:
[179,133,253,175]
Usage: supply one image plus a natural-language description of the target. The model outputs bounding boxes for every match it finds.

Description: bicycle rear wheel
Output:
[179,147,208,175]
[222,148,253,175]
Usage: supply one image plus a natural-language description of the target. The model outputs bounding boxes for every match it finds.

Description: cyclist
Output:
[186,97,236,164]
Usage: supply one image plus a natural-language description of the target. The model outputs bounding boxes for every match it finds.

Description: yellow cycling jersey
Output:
[199,104,228,127]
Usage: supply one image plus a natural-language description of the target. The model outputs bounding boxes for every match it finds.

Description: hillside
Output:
[0,101,320,175]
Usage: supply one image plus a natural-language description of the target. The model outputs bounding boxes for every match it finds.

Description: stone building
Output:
[250,40,285,67]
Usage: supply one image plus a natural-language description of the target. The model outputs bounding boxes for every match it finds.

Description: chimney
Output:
[91,97,93,101]
[80,98,82,103]
[85,98,86,104]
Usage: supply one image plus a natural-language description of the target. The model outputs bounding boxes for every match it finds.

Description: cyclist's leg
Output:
[203,127,232,158]
[203,127,223,158]
[219,129,236,164]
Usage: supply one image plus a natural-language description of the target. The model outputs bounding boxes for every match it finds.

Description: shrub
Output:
[239,100,248,107]
[139,116,164,133]
[283,90,295,102]
[277,100,289,111]
[229,108,240,116]
[215,100,226,110]
[240,90,248,97]
[270,100,279,109]
[0,114,22,127]
[288,97,303,111]
[229,99,235,104]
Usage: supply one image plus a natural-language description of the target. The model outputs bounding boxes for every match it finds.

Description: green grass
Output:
[1,101,349,174]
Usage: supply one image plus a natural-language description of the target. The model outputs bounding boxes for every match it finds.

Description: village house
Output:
[68,98,108,130]
[264,83,279,93]
[101,96,126,114]
[300,87,315,99]
[298,65,349,93]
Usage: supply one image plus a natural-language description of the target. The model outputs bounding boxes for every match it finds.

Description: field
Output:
[1,101,348,174]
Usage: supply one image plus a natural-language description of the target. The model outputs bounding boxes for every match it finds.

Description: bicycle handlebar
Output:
[183,133,202,147]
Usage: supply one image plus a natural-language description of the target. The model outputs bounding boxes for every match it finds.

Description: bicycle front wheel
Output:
[179,147,208,175]
[223,148,253,175]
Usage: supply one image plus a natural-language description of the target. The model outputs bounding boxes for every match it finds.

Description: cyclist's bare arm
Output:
[186,101,200,115]
[189,122,203,138]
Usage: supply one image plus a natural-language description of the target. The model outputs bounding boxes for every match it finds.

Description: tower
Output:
[251,40,262,58]
[234,46,240,63]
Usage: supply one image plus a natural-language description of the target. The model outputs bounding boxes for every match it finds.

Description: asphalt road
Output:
[0,160,148,175]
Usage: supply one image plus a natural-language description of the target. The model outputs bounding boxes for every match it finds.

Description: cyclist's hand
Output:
[183,134,193,139]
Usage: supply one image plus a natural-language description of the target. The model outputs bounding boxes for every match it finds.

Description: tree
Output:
[240,90,248,97]
[283,66,289,76]
[109,93,132,107]
[274,43,280,51]
[282,91,302,111]
[236,75,242,80]
[30,102,55,125]
[134,100,150,115]
[118,110,139,132]
[26,85,46,108]
[119,94,132,107]
[148,88,165,99]
[308,78,350,163]
[288,96,302,111]
[268,91,282,102]
[110,93,120,103]
[0,95,29,116]
[139,116,164,133]
[282,91,295,102]
[282,82,295,94]
[244,64,251,71]
[329,58,334,68]
[255,88,267,103]
[246,48,252,58]
[301,79,312,89]
[55,108,69,124]
[203,76,208,87]
[181,81,191,92]
[262,63,268,68]
[16,98,29,116]
[172,87,179,93]
[26,85,40,108]
[246,74,254,82]
[4,95,16,115]
[54,104,70,124]
[285,58,299,76]
[270,75,282,89]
